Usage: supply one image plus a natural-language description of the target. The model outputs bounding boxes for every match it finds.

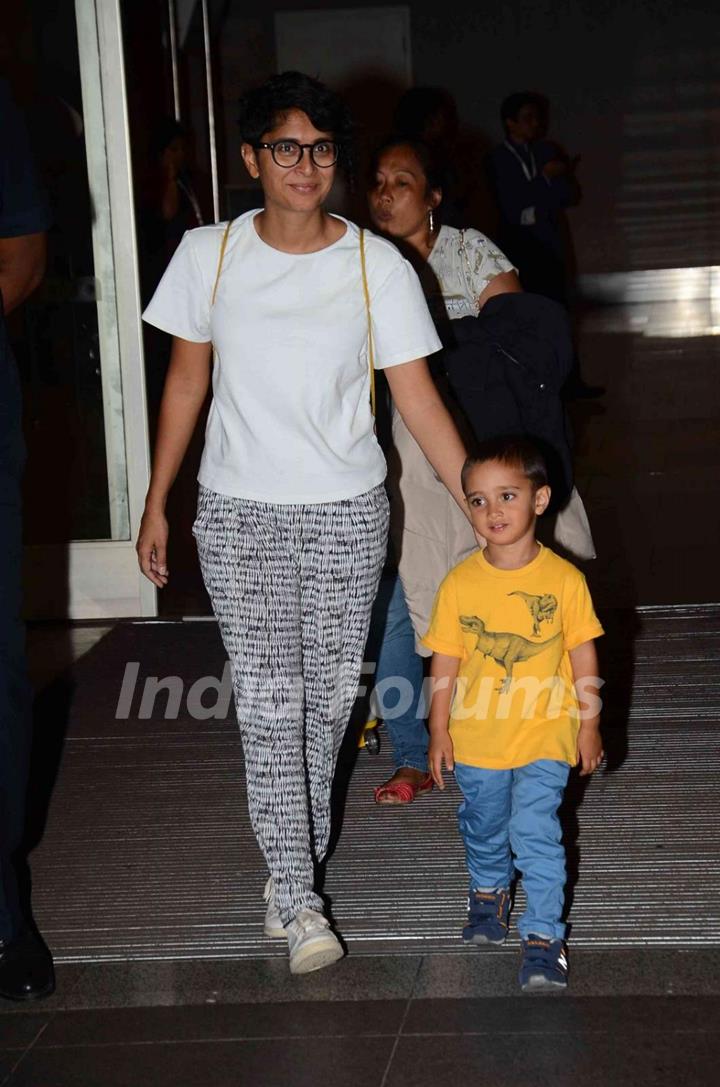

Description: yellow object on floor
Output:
[358,718,380,753]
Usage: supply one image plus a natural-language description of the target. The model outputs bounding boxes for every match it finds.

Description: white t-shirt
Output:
[143,210,441,503]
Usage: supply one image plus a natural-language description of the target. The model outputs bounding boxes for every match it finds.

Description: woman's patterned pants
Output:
[194,484,389,924]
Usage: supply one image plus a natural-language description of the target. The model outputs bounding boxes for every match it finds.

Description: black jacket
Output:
[438,292,574,508]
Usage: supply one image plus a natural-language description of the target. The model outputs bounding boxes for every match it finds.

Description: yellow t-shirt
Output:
[422,544,604,770]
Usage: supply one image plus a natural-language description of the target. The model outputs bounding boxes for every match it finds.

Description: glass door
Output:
[14,0,154,618]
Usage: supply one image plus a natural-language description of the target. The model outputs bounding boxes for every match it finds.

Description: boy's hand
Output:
[429,732,454,790]
[570,640,604,776]
[576,722,604,776]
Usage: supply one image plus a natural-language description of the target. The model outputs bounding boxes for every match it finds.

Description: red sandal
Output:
[374,771,433,806]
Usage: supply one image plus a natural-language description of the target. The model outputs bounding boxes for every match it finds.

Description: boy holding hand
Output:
[423,437,603,991]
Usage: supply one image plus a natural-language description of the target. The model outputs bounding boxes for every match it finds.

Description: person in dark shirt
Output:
[0,78,55,1001]
[489,92,603,399]
[489,92,579,302]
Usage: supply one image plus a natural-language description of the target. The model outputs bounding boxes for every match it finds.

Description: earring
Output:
[428,208,435,234]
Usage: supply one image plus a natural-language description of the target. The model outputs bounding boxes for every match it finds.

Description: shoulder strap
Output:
[359,228,376,417]
[211,219,233,307]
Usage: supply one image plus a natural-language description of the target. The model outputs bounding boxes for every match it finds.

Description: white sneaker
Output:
[286,909,344,975]
[263,878,286,939]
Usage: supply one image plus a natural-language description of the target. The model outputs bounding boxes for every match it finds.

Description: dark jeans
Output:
[0,347,33,942]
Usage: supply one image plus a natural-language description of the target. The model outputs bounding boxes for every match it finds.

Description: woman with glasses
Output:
[137,72,469,975]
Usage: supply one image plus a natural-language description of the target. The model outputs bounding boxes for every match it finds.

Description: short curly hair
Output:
[237,71,354,174]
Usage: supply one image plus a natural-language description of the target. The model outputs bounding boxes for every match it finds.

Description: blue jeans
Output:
[367,575,427,773]
[454,760,570,940]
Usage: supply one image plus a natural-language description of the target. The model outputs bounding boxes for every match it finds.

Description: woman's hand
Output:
[136,507,169,588]
[135,336,212,589]
[542,159,568,180]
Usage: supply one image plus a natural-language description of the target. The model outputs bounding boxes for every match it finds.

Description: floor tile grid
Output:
[3,991,720,1087]
[0,980,423,1087]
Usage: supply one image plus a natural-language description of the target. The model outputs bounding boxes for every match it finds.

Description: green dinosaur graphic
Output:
[508,591,558,637]
[460,615,563,693]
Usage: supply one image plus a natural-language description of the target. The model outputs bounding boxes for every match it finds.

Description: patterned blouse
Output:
[424,225,515,320]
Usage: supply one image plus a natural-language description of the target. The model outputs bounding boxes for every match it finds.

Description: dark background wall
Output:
[217,0,719,275]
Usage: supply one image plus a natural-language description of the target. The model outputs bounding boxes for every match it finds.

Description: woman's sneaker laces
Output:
[263,878,286,939]
[286,909,344,975]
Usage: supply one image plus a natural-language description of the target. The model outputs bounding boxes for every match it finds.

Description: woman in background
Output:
[368,136,522,805]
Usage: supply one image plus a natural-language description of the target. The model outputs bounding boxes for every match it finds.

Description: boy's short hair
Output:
[461,436,549,494]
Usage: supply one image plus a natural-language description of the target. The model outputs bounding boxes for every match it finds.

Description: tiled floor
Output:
[1,953,720,1085]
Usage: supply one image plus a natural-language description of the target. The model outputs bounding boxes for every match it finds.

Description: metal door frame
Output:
[25,0,156,619]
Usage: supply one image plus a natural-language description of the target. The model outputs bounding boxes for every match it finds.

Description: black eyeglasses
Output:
[253,139,340,168]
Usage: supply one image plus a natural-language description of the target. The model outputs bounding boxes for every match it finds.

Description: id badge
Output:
[521,206,536,226]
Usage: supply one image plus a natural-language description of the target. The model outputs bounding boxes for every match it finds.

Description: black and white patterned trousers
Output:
[194,484,389,923]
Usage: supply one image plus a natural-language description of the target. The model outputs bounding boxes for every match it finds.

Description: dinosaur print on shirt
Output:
[423,545,604,768]
[459,614,562,693]
[508,591,558,637]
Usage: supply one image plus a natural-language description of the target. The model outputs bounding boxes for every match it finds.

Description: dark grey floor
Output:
[1,951,720,1085]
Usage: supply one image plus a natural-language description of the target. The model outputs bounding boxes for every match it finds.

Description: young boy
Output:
[423,436,604,991]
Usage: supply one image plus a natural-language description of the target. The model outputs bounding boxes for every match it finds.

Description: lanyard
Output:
[504,140,537,182]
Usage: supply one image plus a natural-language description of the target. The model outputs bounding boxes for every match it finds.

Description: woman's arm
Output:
[477,270,522,310]
[136,336,212,586]
[385,357,468,514]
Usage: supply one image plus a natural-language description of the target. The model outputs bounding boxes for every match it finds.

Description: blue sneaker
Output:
[462,888,511,946]
[519,935,568,991]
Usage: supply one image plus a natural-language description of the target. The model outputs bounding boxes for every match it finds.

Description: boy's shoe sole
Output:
[463,932,507,947]
[462,888,511,948]
[519,935,568,992]
[521,974,567,992]
[289,933,344,975]
[264,916,287,939]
